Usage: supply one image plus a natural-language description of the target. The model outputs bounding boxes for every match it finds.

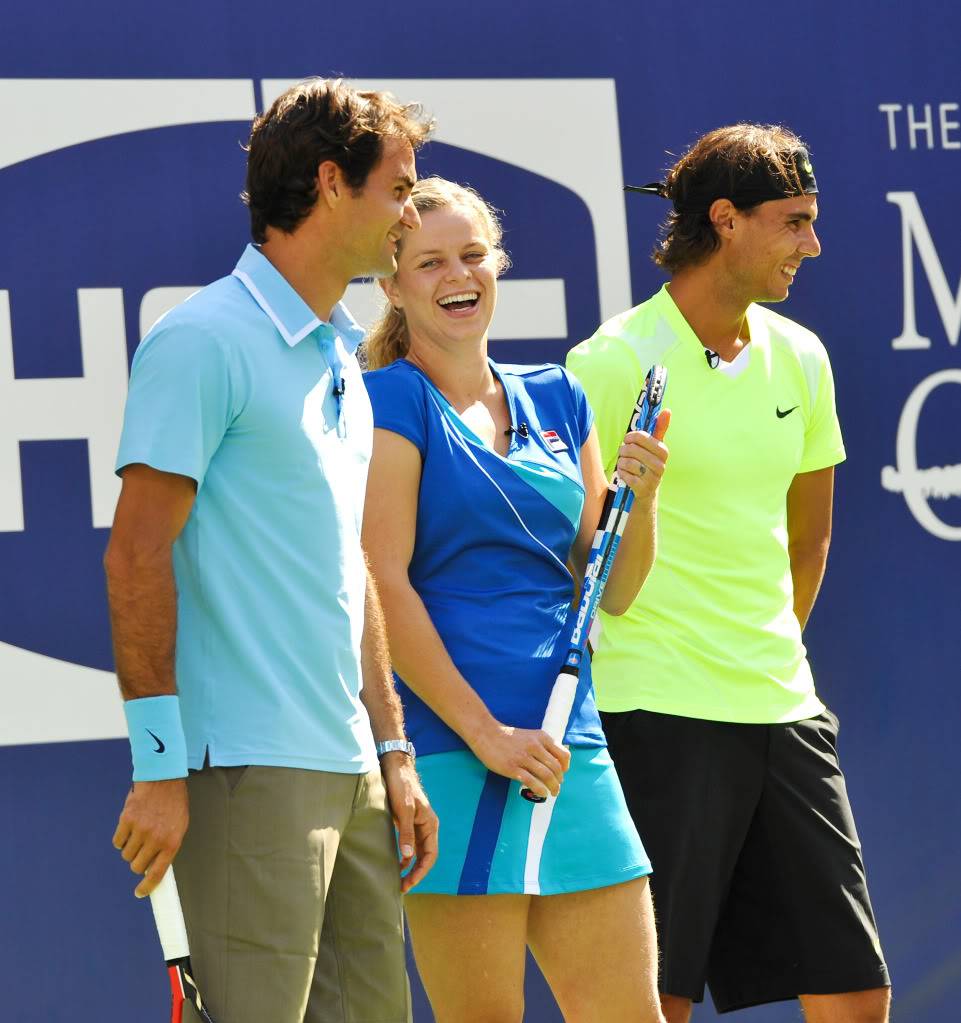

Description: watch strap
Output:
[375,738,415,758]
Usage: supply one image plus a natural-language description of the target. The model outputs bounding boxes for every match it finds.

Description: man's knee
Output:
[801,985,891,1023]
[847,986,892,1023]
[660,993,693,1023]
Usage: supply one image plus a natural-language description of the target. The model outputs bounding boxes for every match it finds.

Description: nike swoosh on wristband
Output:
[146,729,166,754]
[776,406,798,418]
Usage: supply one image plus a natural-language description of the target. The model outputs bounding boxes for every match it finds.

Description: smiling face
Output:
[727,194,821,304]
[382,204,500,353]
[341,136,420,278]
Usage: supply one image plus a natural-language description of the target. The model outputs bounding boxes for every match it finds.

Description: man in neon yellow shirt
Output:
[568,125,890,1023]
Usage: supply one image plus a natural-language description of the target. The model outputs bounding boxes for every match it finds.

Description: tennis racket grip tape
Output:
[540,667,579,745]
[520,667,578,803]
[150,867,191,962]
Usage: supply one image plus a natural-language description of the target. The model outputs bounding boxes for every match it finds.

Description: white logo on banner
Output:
[0,77,632,746]
[880,370,961,540]
[879,184,961,539]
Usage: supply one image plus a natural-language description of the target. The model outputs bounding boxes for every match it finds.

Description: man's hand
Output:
[380,754,438,894]
[112,778,189,898]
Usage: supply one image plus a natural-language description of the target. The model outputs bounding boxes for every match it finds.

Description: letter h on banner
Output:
[0,289,128,532]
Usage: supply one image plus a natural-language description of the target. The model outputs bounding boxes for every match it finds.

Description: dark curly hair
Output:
[242,78,434,243]
[654,124,810,274]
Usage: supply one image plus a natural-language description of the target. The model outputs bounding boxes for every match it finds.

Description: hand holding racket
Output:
[149,867,218,1022]
[521,365,668,802]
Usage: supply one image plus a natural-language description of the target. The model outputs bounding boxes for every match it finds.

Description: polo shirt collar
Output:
[231,244,366,354]
[654,283,766,353]
[652,284,695,348]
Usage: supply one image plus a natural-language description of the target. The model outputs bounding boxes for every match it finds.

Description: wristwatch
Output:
[375,738,416,759]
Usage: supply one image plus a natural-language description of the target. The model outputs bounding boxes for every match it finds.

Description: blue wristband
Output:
[124,696,189,782]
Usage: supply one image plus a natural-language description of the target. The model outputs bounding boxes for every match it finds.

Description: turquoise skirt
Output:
[408,746,651,896]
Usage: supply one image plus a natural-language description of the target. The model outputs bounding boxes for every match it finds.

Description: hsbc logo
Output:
[0,76,633,746]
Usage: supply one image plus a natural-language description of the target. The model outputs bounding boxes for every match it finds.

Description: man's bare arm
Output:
[359,563,408,743]
[105,464,195,697]
[104,463,196,897]
[359,563,438,893]
[786,466,835,631]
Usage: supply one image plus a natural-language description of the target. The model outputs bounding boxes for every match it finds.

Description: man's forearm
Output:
[789,544,829,631]
[786,467,835,633]
[360,564,408,741]
[104,544,179,701]
[105,467,196,892]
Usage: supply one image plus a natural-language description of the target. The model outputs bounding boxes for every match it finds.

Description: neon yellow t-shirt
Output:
[567,285,845,723]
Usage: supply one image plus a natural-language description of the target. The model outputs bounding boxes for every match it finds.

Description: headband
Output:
[625,148,818,214]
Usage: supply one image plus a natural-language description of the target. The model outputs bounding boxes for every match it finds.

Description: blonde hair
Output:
[364,177,510,370]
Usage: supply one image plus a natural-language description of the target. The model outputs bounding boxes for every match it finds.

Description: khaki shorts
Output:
[175,764,410,1023]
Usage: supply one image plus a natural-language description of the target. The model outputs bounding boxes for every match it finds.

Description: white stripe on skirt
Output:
[523,794,559,895]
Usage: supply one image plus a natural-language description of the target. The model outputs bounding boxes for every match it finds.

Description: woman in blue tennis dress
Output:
[362,177,671,1023]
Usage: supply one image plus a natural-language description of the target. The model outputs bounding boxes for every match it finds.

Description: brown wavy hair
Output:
[654,124,809,274]
[242,78,433,244]
[364,178,510,371]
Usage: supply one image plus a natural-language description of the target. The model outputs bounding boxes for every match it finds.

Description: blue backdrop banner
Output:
[1,4,958,1020]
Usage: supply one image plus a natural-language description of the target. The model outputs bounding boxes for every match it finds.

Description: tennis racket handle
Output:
[540,669,579,746]
[149,867,191,962]
[520,670,578,803]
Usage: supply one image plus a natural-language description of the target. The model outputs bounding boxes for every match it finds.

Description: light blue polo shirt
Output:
[116,244,377,773]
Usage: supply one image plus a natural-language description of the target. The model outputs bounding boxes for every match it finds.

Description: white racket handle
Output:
[540,671,578,746]
[149,866,191,961]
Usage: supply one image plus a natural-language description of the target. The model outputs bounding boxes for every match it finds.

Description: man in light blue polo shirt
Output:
[105,78,437,1023]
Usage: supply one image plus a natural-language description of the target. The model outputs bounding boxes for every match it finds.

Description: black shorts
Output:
[602,708,890,1014]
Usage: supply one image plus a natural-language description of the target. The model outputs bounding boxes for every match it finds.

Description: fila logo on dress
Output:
[541,430,569,453]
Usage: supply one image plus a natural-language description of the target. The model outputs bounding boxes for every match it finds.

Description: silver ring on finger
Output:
[637,463,647,476]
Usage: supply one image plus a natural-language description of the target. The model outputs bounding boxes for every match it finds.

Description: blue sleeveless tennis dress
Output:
[364,358,650,895]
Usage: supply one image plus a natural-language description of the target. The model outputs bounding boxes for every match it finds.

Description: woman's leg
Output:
[404,892,531,1023]
[527,876,664,1023]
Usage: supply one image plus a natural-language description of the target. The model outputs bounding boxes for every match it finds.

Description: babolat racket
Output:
[149,868,217,1022]
[521,364,668,803]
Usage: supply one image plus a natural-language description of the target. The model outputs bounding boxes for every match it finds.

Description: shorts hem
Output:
[659,976,707,1005]
[712,991,795,1015]
[711,965,891,1015]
